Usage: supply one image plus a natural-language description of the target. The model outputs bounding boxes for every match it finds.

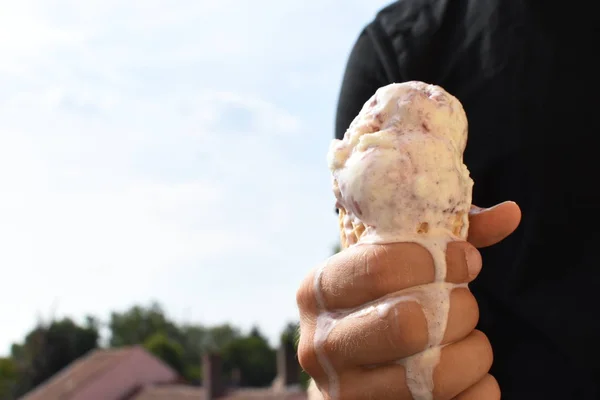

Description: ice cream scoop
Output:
[329,81,472,248]
[308,82,473,400]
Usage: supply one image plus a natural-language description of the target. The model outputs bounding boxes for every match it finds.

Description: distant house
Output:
[130,384,307,400]
[18,346,180,400]
[18,341,307,400]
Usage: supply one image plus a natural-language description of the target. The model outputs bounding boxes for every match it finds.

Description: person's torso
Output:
[371,0,600,397]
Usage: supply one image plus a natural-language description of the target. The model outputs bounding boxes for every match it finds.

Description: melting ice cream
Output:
[308,81,474,400]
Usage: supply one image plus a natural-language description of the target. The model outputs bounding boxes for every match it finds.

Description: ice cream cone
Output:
[337,204,468,249]
[307,82,473,400]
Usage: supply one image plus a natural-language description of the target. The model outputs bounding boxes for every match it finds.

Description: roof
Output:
[224,387,307,399]
[129,385,205,400]
[19,346,144,400]
[130,385,307,400]
[19,344,307,400]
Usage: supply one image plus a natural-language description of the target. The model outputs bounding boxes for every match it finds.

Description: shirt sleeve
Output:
[334,26,392,141]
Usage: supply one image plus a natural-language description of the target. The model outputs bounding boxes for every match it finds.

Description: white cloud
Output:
[0,0,391,352]
[0,84,335,351]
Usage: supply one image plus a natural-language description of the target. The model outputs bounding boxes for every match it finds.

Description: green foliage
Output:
[109,302,180,347]
[143,332,185,375]
[4,302,308,397]
[204,324,242,352]
[280,322,299,345]
[280,322,310,390]
[177,324,207,383]
[108,303,243,384]
[10,317,99,397]
[0,357,17,400]
[299,366,311,389]
[221,326,276,387]
[184,364,202,384]
[0,358,16,379]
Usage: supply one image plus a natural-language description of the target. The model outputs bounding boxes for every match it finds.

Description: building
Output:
[18,341,307,400]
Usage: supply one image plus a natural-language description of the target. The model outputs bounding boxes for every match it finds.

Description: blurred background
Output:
[0,0,392,398]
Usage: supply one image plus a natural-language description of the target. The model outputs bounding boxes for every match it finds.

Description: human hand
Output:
[297,201,521,400]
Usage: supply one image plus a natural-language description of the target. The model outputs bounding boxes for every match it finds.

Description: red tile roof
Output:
[19,347,137,400]
[18,344,307,400]
[19,345,179,400]
[130,384,205,400]
[130,385,307,400]
[224,387,307,399]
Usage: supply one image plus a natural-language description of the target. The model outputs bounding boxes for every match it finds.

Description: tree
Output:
[108,303,248,385]
[203,324,242,352]
[10,317,99,396]
[177,323,242,384]
[279,322,310,390]
[143,332,185,375]
[0,358,17,400]
[221,327,276,387]
[108,302,181,347]
[109,303,209,381]
[177,325,208,383]
[280,322,300,345]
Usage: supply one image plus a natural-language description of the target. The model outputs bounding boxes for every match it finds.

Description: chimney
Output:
[277,339,300,387]
[203,353,225,400]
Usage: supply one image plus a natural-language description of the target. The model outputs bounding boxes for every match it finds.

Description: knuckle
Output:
[360,245,387,276]
[322,325,361,367]
[356,244,403,295]
[355,243,399,278]
[297,335,320,377]
[295,284,307,310]
[296,273,316,312]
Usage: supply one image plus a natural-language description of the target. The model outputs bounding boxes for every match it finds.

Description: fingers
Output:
[330,330,492,400]
[468,201,521,248]
[297,241,481,313]
[318,243,434,310]
[298,202,520,314]
[433,330,493,399]
[452,374,500,400]
[322,287,478,367]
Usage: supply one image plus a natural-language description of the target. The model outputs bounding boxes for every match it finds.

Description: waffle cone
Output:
[338,206,468,249]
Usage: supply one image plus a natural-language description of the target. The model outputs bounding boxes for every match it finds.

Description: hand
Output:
[297,201,521,400]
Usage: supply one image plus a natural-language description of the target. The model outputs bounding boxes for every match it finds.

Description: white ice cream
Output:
[309,82,474,400]
[328,81,472,244]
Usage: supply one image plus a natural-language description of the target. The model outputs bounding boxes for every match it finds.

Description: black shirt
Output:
[335,1,600,398]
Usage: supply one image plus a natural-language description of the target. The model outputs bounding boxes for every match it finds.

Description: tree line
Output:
[0,302,307,399]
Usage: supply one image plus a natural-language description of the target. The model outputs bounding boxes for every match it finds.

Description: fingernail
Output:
[469,205,484,215]
[465,246,482,278]
[470,201,515,215]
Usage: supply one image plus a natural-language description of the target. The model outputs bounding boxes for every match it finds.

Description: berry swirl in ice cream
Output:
[307,82,474,400]
[328,81,473,247]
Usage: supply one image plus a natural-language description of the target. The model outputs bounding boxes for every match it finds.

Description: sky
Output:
[0,0,393,354]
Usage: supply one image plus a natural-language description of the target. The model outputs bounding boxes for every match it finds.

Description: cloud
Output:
[197,91,302,136]
[0,0,392,352]
[0,82,335,350]
[0,2,86,76]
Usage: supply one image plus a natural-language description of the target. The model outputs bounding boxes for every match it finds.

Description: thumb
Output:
[467,201,522,248]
